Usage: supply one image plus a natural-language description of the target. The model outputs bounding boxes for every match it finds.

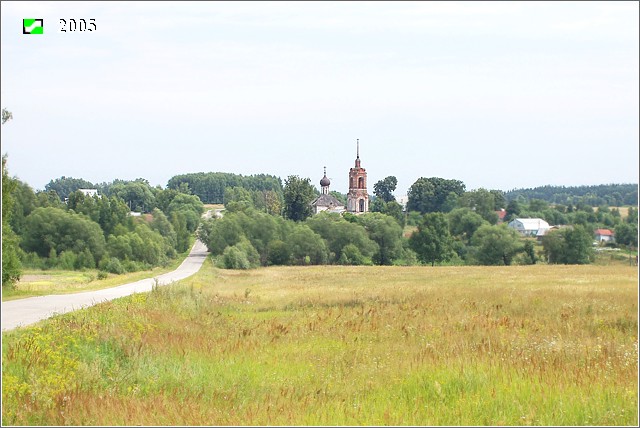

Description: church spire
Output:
[355,139,361,168]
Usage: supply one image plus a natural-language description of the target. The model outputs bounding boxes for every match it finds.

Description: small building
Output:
[594,228,615,243]
[78,189,98,197]
[311,167,345,214]
[496,209,507,223]
[507,218,551,237]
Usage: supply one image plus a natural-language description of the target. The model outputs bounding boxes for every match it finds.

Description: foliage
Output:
[407,177,466,214]
[409,212,454,266]
[505,183,638,206]
[286,224,328,265]
[165,193,204,233]
[21,207,107,262]
[167,172,283,204]
[457,189,500,224]
[306,212,377,263]
[542,226,595,264]
[469,224,523,266]
[283,175,316,222]
[2,154,22,287]
[373,176,398,203]
[356,213,404,265]
[44,176,96,201]
[447,208,488,243]
[108,179,156,212]
[614,222,638,247]
[220,239,261,269]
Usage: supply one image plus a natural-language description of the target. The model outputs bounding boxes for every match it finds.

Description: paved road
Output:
[1,240,209,332]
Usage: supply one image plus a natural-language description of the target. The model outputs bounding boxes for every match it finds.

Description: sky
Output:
[1,1,638,196]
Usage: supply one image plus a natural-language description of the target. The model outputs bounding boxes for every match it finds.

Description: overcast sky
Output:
[1,1,638,196]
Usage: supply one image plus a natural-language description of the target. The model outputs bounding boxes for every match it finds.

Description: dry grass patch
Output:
[2,261,637,425]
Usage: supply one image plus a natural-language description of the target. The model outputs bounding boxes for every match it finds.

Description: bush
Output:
[20,252,46,269]
[339,244,369,265]
[221,246,251,269]
[97,271,108,280]
[221,239,260,269]
[99,257,125,274]
[57,251,77,270]
[75,248,96,269]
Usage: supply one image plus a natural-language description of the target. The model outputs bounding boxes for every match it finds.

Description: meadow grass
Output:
[2,261,637,425]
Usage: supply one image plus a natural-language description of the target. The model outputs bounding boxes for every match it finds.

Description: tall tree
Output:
[542,226,594,264]
[409,212,454,266]
[407,177,466,214]
[357,212,404,265]
[373,176,398,203]
[470,224,522,266]
[457,188,499,224]
[2,154,22,287]
[283,175,316,222]
[2,109,22,286]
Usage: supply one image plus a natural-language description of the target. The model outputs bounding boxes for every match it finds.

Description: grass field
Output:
[2,261,637,425]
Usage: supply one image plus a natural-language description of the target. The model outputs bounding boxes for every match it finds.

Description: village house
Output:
[594,228,615,243]
[507,218,551,237]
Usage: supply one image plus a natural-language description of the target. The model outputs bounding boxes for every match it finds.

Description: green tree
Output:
[110,180,156,212]
[357,212,404,265]
[306,212,377,263]
[409,212,454,266]
[8,179,37,236]
[21,207,107,262]
[457,188,499,224]
[44,176,96,201]
[469,224,522,266]
[542,226,594,264]
[373,176,398,203]
[381,201,406,227]
[283,175,316,222]
[286,224,328,265]
[166,193,204,233]
[197,215,243,255]
[2,154,22,286]
[447,208,488,243]
[614,222,638,247]
[407,177,466,214]
[266,240,291,265]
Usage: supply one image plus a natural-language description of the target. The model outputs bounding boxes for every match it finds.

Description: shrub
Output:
[57,251,77,270]
[221,246,251,269]
[99,257,125,274]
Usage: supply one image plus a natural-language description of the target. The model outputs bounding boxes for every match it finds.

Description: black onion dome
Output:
[320,175,331,187]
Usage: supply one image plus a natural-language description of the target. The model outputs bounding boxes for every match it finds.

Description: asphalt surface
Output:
[1,240,209,332]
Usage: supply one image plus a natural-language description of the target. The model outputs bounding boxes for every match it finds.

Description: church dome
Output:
[320,175,331,187]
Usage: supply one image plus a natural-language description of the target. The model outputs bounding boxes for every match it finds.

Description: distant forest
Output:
[167,172,283,204]
[504,184,638,207]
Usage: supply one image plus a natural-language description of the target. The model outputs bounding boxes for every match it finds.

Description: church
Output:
[310,139,369,215]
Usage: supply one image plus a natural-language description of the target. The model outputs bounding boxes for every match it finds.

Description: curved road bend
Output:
[1,240,210,332]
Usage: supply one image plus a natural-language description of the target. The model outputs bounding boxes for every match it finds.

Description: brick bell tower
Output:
[347,139,369,213]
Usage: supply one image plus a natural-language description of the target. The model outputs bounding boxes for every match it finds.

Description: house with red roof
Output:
[594,229,615,243]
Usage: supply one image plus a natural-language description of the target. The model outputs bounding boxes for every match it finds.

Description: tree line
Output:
[2,158,204,287]
[504,184,638,207]
[3,106,637,286]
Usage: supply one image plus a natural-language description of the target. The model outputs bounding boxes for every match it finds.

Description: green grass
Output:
[2,261,637,425]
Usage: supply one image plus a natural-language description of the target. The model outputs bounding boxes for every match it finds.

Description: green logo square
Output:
[23,19,44,34]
